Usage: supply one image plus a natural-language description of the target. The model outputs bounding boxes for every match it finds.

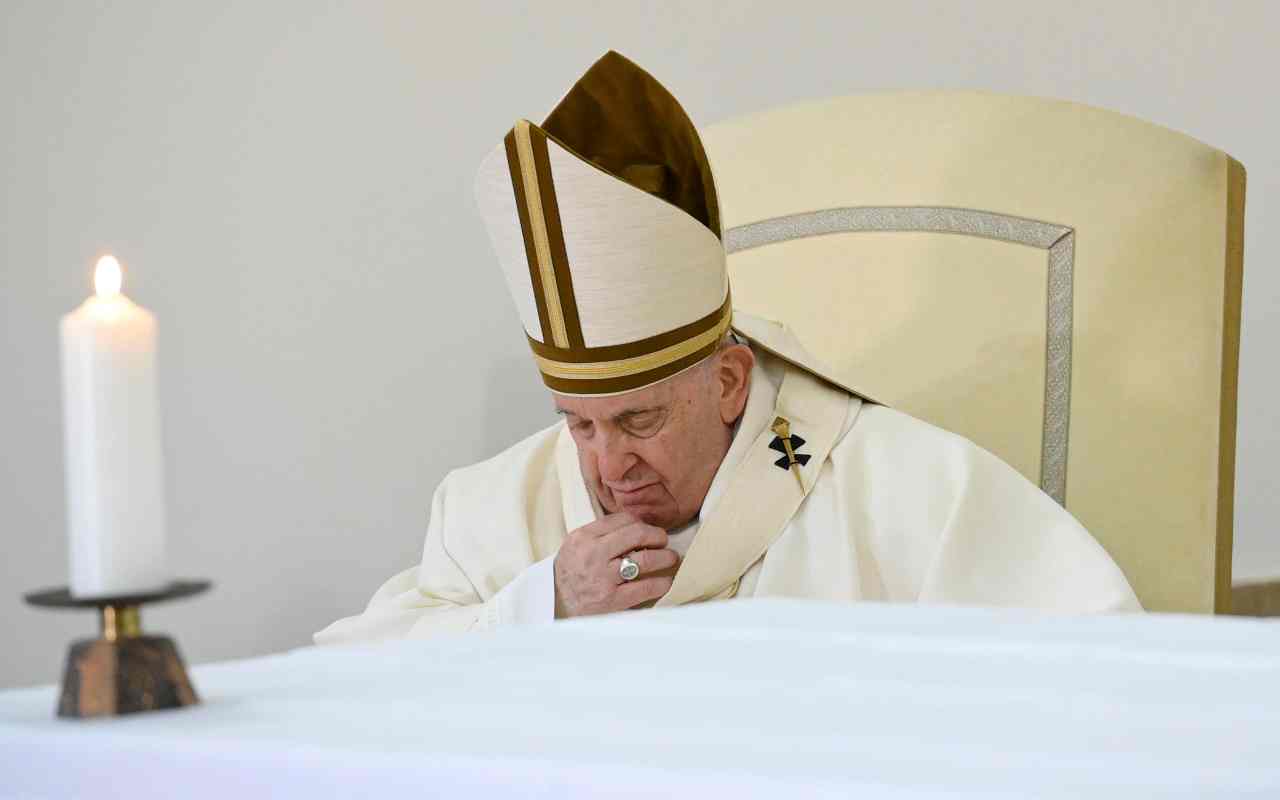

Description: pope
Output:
[315,51,1139,644]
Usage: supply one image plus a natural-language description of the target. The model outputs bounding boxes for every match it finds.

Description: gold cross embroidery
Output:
[770,416,807,494]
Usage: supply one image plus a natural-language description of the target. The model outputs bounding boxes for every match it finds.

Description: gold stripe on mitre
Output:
[511,119,571,348]
[526,291,734,396]
[529,299,732,381]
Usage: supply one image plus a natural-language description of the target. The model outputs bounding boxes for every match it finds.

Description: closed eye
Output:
[618,409,668,438]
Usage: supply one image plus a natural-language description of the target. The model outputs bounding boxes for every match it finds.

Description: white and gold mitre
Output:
[474,50,731,396]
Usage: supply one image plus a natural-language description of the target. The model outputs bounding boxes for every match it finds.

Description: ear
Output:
[715,344,755,425]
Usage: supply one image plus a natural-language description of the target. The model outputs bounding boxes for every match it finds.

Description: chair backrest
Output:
[702,92,1244,613]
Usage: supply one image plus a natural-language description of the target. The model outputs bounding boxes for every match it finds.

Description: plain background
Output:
[2,0,1276,689]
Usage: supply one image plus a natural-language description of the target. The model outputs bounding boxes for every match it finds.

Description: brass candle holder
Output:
[24,579,211,718]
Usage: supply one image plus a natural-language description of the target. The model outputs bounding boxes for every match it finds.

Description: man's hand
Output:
[554,512,678,618]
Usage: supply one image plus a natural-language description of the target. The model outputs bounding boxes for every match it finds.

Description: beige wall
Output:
[2,0,1276,688]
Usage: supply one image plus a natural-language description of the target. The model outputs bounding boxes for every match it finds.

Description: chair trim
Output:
[727,206,1075,505]
[1216,158,1246,613]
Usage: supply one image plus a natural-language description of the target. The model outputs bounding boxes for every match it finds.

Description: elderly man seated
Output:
[315,52,1139,645]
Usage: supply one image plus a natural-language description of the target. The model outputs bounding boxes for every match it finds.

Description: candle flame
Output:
[94,255,122,298]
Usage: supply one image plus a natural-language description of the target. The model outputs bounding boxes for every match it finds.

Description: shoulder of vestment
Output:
[834,403,1009,489]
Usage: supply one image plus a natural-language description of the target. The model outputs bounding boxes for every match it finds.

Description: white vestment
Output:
[316,319,1139,645]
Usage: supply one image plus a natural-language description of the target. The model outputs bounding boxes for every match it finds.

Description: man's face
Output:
[555,356,739,530]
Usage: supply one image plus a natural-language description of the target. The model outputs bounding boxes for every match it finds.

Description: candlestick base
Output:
[24,580,211,719]
[57,633,197,717]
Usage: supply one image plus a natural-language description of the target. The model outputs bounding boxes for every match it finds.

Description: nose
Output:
[594,429,640,484]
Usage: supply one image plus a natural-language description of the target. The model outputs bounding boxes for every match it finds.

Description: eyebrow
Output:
[554,405,667,422]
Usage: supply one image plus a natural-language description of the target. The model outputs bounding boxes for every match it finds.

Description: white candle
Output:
[59,255,169,597]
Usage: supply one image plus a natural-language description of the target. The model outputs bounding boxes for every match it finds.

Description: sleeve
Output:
[914,439,1143,614]
[313,475,557,646]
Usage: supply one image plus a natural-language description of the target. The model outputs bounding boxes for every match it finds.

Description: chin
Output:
[632,506,692,530]
[615,501,675,529]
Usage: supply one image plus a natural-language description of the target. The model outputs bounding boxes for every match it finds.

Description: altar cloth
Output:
[2,598,1277,798]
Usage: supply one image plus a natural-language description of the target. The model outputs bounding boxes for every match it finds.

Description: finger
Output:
[600,523,668,558]
[610,548,678,583]
[614,576,674,609]
[584,511,642,538]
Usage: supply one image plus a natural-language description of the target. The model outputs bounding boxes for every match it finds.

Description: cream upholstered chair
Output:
[702,92,1245,614]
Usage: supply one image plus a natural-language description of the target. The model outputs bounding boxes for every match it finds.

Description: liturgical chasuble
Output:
[314,315,1139,645]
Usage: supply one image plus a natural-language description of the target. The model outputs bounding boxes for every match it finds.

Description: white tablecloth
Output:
[2,599,1278,798]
